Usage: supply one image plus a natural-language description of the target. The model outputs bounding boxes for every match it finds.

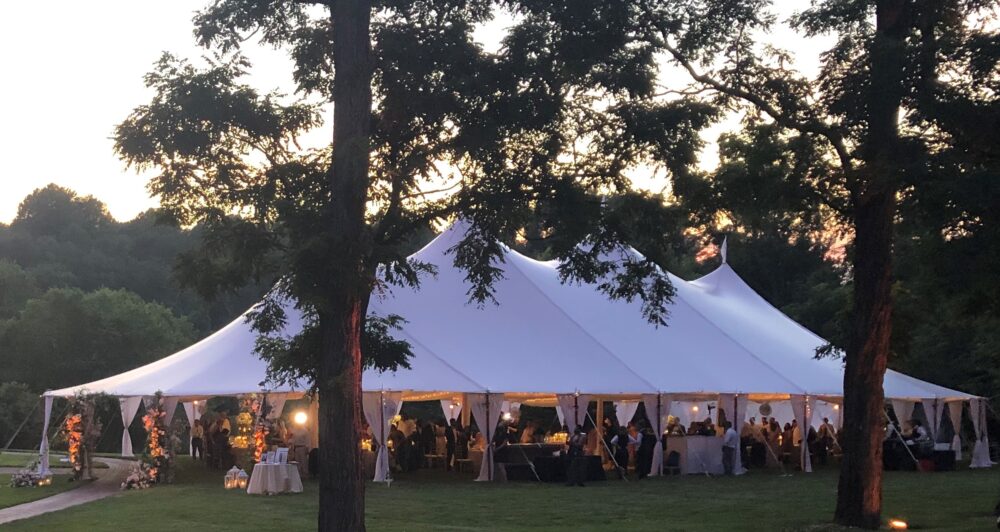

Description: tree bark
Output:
[316,0,373,531]
[834,1,908,528]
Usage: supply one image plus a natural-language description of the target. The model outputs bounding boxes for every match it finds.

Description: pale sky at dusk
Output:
[0,1,826,224]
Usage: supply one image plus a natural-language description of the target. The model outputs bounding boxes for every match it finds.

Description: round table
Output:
[246,463,304,495]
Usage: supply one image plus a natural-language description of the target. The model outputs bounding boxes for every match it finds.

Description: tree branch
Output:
[664,42,856,176]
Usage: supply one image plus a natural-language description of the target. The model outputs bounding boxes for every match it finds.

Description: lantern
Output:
[237,469,249,490]
[224,466,241,489]
[888,519,908,530]
[37,474,53,487]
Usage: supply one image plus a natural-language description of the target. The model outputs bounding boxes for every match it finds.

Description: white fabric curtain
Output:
[718,393,749,475]
[613,401,640,427]
[440,400,462,423]
[470,393,504,481]
[266,394,289,421]
[38,396,53,475]
[921,398,943,441]
[947,401,963,461]
[161,397,180,428]
[790,395,815,473]
[891,399,915,428]
[641,394,672,476]
[970,399,993,468]
[555,405,566,427]
[119,396,143,457]
[362,391,403,482]
[555,394,592,433]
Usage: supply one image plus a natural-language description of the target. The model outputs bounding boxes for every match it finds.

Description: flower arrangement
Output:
[253,424,269,463]
[120,462,156,490]
[63,413,84,479]
[9,458,51,488]
[139,392,174,484]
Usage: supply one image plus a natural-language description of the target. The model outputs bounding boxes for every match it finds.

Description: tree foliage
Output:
[0,287,196,391]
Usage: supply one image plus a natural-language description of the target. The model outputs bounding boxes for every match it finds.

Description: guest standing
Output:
[722,421,738,475]
[190,419,205,460]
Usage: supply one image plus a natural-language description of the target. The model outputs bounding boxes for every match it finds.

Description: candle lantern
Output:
[224,466,241,489]
[237,469,249,490]
[37,474,53,487]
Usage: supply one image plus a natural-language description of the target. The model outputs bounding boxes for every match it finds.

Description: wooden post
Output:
[595,397,605,460]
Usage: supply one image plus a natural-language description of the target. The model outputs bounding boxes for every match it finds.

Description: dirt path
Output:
[0,457,133,525]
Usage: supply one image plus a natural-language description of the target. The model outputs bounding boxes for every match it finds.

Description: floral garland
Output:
[63,413,83,479]
[135,392,173,486]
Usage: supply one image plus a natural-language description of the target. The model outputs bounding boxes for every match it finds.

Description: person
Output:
[698,417,716,436]
[817,417,835,465]
[905,419,932,458]
[213,428,232,469]
[520,421,536,444]
[388,424,405,472]
[218,411,232,434]
[636,422,657,479]
[191,419,205,460]
[765,419,782,467]
[722,421,738,475]
[420,419,436,456]
[565,426,587,486]
[610,424,630,478]
[781,422,795,462]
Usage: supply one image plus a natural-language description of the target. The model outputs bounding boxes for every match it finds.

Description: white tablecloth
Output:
[665,435,724,475]
[247,463,304,495]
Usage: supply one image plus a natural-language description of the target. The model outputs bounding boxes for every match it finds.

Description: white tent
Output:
[42,223,991,474]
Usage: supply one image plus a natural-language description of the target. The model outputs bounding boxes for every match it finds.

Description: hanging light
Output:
[888,518,908,530]
[692,405,699,413]
[293,411,308,426]
[833,404,840,410]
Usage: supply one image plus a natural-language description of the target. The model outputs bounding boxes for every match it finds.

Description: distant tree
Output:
[0,382,41,450]
[0,288,196,391]
[0,187,265,332]
[113,1,713,528]
[0,260,39,320]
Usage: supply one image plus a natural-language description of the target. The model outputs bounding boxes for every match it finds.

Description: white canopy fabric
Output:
[45,224,977,404]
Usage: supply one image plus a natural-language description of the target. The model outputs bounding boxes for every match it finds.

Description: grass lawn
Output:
[0,452,107,469]
[4,458,998,531]
[0,474,80,510]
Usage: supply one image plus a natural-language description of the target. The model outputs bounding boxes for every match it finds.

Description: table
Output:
[665,436,724,475]
[246,463,304,495]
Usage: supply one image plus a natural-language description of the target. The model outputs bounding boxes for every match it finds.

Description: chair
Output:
[423,454,445,469]
[454,458,474,473]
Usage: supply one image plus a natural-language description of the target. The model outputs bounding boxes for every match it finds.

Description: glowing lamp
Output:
[237,469,249,490]
[888,519,908,530]
[833,405,840,410]
[502,412,513,421]
[293,411,308,426]
[691,406,699,412]
[37,475,53,487]
[224,466,241,489]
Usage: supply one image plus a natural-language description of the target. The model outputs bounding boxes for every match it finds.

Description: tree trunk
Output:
[834,1,908,528]
[316,0,373,531]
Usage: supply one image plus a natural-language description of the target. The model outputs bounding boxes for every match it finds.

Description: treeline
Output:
[0,185,266,448]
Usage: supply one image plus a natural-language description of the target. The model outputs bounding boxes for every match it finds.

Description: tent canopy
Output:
[46,224,975,403]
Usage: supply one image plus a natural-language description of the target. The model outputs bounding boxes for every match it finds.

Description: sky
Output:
[0,1,827,224]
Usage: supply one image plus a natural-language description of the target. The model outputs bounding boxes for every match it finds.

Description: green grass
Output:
[0,474,80,510]
[4,458,998,531]
[0,452,107,469]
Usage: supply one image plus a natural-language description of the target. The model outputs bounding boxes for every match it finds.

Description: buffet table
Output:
[665,436,724,475]
[246,463,304,495]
